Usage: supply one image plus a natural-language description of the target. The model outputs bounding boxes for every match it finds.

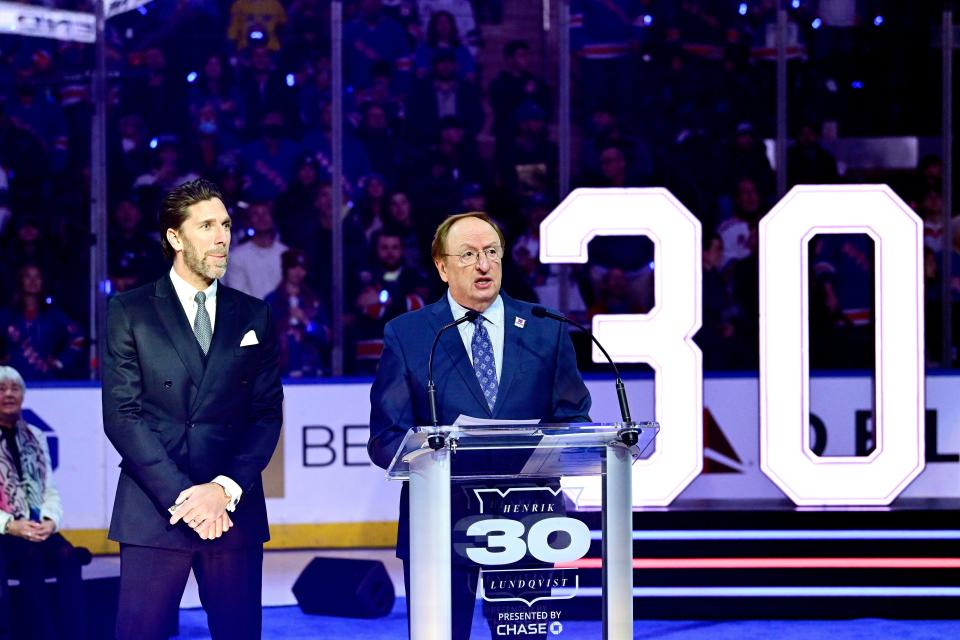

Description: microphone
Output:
[426,309,480,450]
[531,306,639,446]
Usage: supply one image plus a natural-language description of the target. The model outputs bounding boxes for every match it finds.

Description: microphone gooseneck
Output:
[426,309,480,450]
[531,306,637,445]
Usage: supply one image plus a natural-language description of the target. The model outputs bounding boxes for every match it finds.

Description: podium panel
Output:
[387,422,658,640]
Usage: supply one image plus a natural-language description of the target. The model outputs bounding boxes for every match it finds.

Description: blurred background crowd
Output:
[0,0,954,379]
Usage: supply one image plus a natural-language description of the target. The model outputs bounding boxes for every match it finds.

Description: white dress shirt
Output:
[167,268,242,511]
[447,291,504,383]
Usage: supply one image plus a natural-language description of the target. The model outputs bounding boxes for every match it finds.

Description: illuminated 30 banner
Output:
[540,188,704,507]
[759,185,925,505]
[540,186,926,507]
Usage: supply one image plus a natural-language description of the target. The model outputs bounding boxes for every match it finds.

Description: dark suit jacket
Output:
[368,293,591,558]
[102,274,283,550]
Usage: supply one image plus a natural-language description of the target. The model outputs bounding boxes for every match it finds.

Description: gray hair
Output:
[0,366,26,391]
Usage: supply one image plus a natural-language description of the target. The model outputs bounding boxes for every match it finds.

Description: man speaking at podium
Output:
[368,212,591,639]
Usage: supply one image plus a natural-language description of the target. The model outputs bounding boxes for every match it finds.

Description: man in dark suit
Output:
[368,212,591,639]
[102,178,283,640]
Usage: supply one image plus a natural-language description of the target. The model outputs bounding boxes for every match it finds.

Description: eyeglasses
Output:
[443,246,504,266]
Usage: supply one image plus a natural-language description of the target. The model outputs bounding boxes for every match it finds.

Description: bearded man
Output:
[102,178,283,640]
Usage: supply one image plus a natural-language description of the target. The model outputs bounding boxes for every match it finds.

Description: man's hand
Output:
[169,483,231,529]
[194,512,234,541]
[5,519,51,543]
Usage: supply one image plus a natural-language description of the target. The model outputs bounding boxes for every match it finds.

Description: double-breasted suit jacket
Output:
[103,274,283,549]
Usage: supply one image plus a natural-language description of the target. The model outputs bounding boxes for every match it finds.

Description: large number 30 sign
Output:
[540,186,925,507]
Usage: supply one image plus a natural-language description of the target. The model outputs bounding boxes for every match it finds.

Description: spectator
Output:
[915,155,942,197]
[699,232,737,369]
[495,102,556,198]
[570,0,641,124]
[418,1,480,52]
[238,45,296,132]
[301,102,371,192]
[408,151,464,232]
[355,60,406,124]
[724,122,774,200]
[276,155,322,244]
[587,267,645,316]
[297,55,332,131]
[222,201,288,299]
[717,177,762,268]
[187,53,247,135]
[729,222,759,369]
[284,0,330,64]
[920,189,945,252]
[131,135,200,194]
[350,230,429,371]
[214,164,245,217]
[7,68,69,174]
[582,142,649,188]
[0,265,85,381]
[357,102,406,183]
[509,196,551,295]
[302,181,335,297]
[489,40,550,141]
[228,0,288,52]
[787,122,839,187]
[189,104,244,179]
[0,218,57,296]
[108,199,165,294]
[343,0,412,91]
[406,48,484,142]
[239,111,300,201]
[809,234,874,368]
[414,10,477,82]
[382,191,427,271]
[579,109,654,186]
[109,115,152,194]
[0,366,86,640]
[345,173,390,250]
[459,182,487,213]
[435,115,487,186]
[122,47,185,137]
[0,100,51,212]
[265,250,330,377]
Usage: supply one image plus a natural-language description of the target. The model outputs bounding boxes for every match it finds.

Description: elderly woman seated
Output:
[0,366,85,640]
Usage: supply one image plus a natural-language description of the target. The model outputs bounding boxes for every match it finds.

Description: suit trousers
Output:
[115,543,263,640]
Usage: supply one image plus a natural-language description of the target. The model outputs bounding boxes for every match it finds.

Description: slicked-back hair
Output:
[158,178,225,260]
[430,212,506,263]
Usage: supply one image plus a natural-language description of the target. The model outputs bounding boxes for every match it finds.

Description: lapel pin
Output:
[514,316,526,329]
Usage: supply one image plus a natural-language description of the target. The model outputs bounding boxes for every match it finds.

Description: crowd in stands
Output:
[0,0,954,379]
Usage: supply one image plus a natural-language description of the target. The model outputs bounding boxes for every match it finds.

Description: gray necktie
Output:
[194,291,212,355]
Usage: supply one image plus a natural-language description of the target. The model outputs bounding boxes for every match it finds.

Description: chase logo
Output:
[549,621,563,635]
[21,409,58,470]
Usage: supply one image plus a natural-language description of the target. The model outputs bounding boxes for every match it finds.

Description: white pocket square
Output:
[239,330,259,346]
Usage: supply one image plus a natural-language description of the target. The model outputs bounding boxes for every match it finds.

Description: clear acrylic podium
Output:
[385,422,658,640]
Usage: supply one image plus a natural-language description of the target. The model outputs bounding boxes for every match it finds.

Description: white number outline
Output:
[759,185,925,505]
